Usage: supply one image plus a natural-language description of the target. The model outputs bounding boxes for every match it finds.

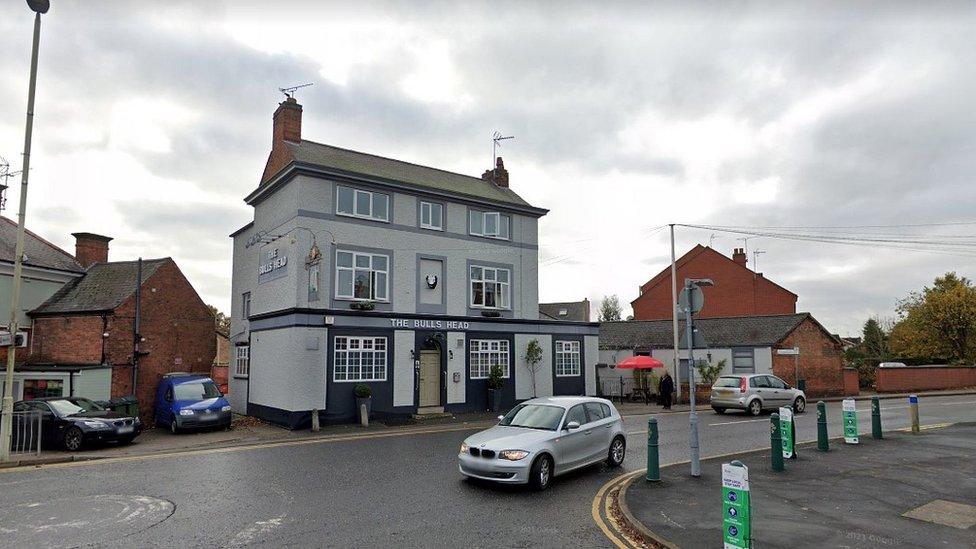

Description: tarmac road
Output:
[0,394,972,548]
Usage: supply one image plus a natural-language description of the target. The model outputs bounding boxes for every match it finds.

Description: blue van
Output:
[154,373,232,433]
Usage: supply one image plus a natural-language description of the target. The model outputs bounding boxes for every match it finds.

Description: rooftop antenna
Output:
[708,233,720,248]
[753,249,766,273]
[279,82,314,99]
[737,236,752,256]
[0,156,23,212]
[492,130,514,166]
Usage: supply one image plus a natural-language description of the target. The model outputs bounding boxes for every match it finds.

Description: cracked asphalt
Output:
[0,394,972,548]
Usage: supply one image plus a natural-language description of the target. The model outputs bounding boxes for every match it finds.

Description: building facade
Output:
[229,98,599,428]
[631,245,797,320]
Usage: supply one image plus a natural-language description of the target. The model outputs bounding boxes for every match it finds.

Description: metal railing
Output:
[597,379,659,404]
[4,410,42,456]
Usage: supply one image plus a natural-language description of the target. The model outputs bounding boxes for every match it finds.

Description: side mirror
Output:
[566,421,581,430]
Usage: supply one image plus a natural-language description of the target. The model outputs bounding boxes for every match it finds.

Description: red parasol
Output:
[616,356,665,369]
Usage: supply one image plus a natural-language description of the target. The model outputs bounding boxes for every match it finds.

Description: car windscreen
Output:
[173,381,222,401]
[46,399,86,416]
[66,398,103,412]
[714,377,741,388]
[499,404,565,431]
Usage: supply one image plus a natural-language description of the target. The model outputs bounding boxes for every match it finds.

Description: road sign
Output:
[842,398,859,444]
[775,347,799,356]
[779,407,795,458]
[679,285,704,314]
[678,325,708,349]
[722,461,751,549]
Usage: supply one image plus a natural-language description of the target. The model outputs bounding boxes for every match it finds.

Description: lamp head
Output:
[27,0,50,14]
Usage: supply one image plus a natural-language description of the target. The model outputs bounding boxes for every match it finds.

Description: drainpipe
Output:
[131,258,142,395]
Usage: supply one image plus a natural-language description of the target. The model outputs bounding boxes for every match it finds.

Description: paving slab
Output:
[623,422,976,548]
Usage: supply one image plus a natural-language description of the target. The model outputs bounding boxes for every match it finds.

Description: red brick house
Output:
[631,245,797,320]
[26,235,214,421]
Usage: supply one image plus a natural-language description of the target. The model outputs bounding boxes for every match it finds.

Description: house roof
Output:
[600,313,833,350]
[631,244,797,307]
[539,300,590,321]
[0,216,84,273]
[30,258,169,315]
[247,139,546,213]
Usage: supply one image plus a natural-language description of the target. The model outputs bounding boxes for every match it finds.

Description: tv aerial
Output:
[279,82,314,98]
[491,130,514,164]
[0,156,23,212]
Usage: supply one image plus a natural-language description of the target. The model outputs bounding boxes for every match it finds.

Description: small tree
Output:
[696,358,726,386]
[487,364,505,390]
[524,339,544,397]
[598,295,623,322]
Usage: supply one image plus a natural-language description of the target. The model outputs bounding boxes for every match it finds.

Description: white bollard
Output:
[909,395,920,434]
[360,404,369,428]
[311,408,320,432]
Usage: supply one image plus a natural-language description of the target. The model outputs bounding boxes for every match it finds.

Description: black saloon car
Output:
[12,397,142,451]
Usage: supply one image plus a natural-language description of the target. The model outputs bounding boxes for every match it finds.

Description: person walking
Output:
[659,371,675,410]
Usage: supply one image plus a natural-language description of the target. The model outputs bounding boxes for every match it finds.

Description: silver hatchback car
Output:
[710,374,806,416]
[458,396,627,490]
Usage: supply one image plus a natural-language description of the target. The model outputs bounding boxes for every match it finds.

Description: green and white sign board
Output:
[722,462,751,549]
[843,398,859,444]
[779,406,795,458]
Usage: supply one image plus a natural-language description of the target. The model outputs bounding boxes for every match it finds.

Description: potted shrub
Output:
[350,301,376,311]
[487,364,504,412]
[354,383,372,422]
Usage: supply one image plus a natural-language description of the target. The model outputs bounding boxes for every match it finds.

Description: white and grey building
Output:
[228,98,599,427]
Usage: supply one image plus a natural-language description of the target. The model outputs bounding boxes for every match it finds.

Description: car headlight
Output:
[221,405,232,412]
[459,442,469,455]
[499,450,530,461]
[179,409,195,416]
[82,420,109,429]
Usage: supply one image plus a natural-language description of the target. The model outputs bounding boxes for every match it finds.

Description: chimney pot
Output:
[732,247,748,266]
[72,232,112,268]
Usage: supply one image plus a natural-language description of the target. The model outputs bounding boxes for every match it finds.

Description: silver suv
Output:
[710,374,806,416]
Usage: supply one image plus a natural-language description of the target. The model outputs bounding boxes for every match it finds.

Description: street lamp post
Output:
[1,0,49,463]
[682,277,713,478]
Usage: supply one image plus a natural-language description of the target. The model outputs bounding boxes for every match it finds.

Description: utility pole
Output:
[669,224,681,403]
[681,277,713,478]
[2,0,49,463]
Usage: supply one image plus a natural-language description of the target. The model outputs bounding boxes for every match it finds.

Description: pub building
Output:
[228,98,599,427]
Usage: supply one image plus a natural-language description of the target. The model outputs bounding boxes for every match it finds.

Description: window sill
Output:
[469,234,511,242]
[420,225,444,231]
[555,373,582,378]
[336,211,390,224]
[333,379,389,383]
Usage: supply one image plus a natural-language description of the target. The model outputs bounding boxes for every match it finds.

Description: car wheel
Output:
[607,436,626,467]
[63,426,84,451]
[712,407,726,414]
[170,420,179,435]
[793,396,806,414]
[529,454,553,491]
[748,399,763,416]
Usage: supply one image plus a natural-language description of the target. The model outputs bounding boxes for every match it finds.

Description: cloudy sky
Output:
[1,1,974,335]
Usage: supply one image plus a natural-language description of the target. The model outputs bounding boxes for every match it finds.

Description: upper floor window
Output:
[337,186,390,222]
[336,250,389,301]
[470,265,510,309]
[469,210,510,240]
[420,201,443,231]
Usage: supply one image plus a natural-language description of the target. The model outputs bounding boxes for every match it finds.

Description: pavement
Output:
[0,393,973,547]
[620,422,976,548]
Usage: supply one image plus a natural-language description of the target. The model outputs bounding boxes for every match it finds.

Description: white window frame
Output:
[420,201,443,231]
[469,210,510,240]
[469,339,510,379]
[336,185,390,222]
[235,345,250,377]
[333,336,388,382]
[554,340,581,377]
[335,250,390,302]
[469,265,511,309]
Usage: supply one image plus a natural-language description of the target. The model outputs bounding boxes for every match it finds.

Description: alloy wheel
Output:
[539,457,551,487]
[794,397,806,413]
[611,439,625,464]
[64,427,83,451]
[749,400,762,416]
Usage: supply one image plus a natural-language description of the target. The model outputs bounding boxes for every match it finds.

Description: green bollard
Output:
[770,413,784,472]
[871,396,883,440]
[646,418,660,482]
[817,401,829,451]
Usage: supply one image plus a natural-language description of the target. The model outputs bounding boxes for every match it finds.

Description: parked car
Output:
[11,397,142,451]
[458,396,626,491]
[155,373,232,433]
[710,374,806,416]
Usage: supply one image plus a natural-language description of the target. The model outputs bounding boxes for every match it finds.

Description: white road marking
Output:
[936,400,976,406]
[228,514,287,547]
[709,417,770,426]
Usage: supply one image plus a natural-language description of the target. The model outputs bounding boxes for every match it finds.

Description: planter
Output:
[350,301,376,311]
[481,310,501,318]
[356,397,372,422]
[488,388,503,413]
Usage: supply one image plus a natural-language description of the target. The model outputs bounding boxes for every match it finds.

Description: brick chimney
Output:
[273,97,302,145]
[261,98,303,184]
[73,232,112,268]
[482,156,510,188]
[732,247,748,266]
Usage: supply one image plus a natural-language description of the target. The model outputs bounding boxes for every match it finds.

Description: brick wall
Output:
[28,259,215,423]
[771,318,845,397]
[875,366,976,393]
[843,368,860,396]
[632,246,797,320]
